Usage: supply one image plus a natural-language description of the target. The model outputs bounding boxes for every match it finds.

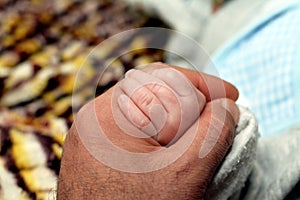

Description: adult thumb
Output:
[179,98,239,186]
[198,98,239,161]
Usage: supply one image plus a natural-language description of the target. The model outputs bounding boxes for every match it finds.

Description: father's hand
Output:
[57,63,239,199]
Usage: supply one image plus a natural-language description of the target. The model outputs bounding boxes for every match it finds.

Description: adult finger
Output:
[196,98,239,160]
[169,98,239,192]
[143,62,239,102]
[175,98,239,177]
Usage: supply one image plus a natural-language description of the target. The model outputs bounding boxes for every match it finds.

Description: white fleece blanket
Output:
[206,106,259,200]
[244,126,300,200]
[206,107,300,200]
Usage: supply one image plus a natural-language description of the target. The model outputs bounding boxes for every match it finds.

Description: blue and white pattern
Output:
[212,3,300,135]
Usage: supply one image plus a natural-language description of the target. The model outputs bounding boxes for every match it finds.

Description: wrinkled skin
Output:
[57,63,239,200]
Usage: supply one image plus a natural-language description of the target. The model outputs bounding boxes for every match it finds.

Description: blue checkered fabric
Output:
[212,4,300,135]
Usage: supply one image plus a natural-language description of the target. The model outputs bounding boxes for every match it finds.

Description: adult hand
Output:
[57,62,239,199]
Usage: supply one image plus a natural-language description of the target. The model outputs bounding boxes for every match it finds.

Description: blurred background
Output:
[0,0,170,199]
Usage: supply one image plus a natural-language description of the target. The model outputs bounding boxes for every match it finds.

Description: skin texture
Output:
[57,62,239,200]
[118,67,206,145]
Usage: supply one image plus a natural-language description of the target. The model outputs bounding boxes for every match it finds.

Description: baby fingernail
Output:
[125,69,135,78]
[118,94,128,104]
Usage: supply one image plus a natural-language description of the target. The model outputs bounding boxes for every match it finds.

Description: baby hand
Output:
[117,67,206,145]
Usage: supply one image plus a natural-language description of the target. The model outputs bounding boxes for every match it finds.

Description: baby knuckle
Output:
[148,83,164,94]
[134,89,154,108]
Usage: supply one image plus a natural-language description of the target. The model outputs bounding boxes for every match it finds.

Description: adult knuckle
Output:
[211,111,235,147]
